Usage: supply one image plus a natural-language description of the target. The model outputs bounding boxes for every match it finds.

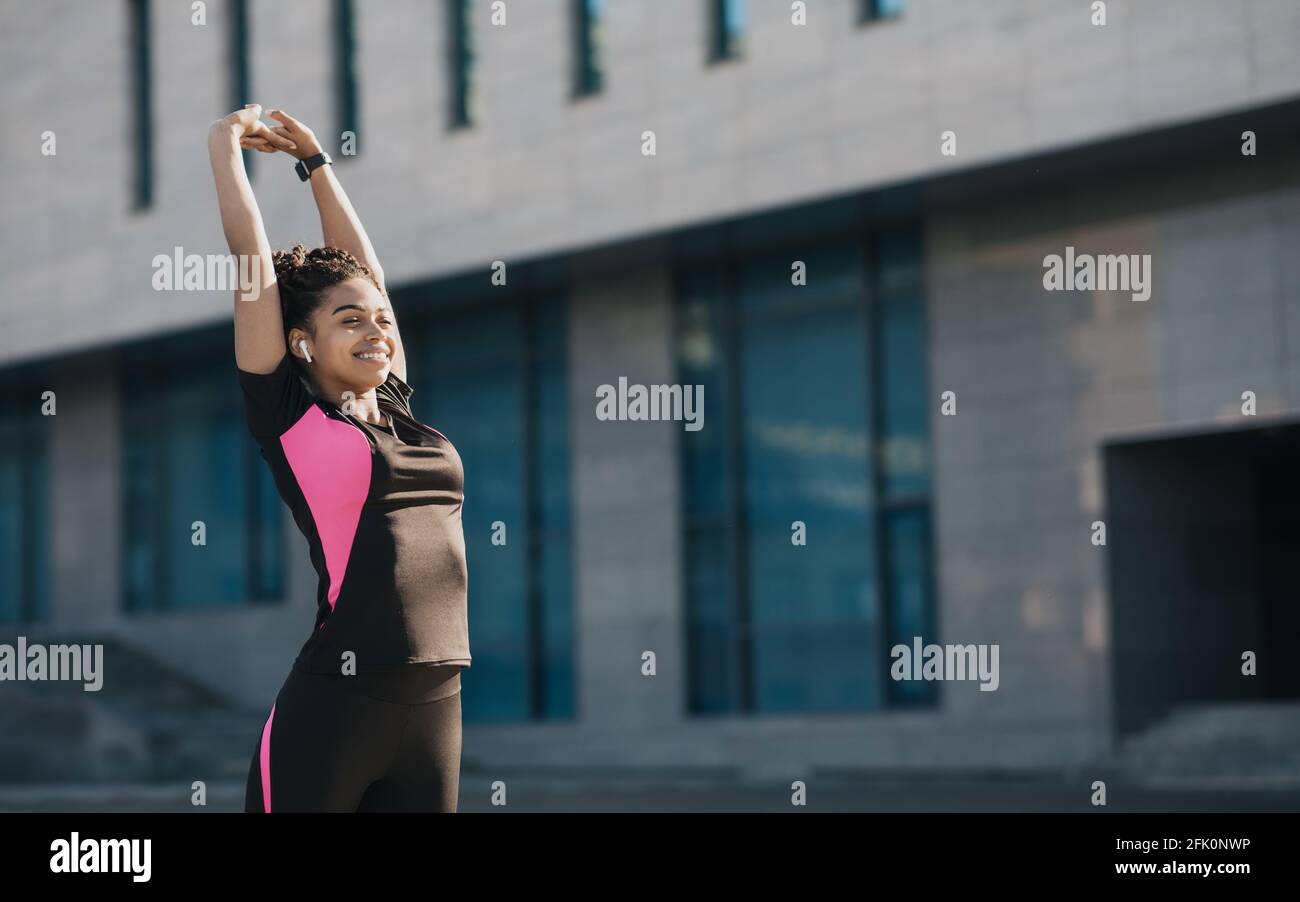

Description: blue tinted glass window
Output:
[684,526,737,712]
[677,267,740,712]
[0,396,50,624]
[711,0,745,60]
[166,371,250,608]
[738,244,882,712]
[878,230,929,499]
[723,0,745,34]
[677,224,933,715]
[864,0,904,21]
[426,306,528,720]
[677,268,729,521]
[122,351,283,612]
[228,0,254,175]
[534,307,574,718]
[333,0,359,153]
[574,0,605,96]
[128,0,153,209]
[0,427,24,622]
[449,0,476,127]
[410,293,573,723]
[884,506,936,704]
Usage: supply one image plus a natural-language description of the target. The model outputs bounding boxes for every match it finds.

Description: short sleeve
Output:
[375,370,416,419]
[236,350,317,440]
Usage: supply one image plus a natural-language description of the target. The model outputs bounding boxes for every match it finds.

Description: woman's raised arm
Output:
[208,104,297,374]
[262,109,408,383]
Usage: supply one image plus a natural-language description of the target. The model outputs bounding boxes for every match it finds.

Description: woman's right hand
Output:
[209,104,297,153]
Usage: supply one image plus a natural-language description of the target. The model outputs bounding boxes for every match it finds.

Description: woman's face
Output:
[298,277,395,394]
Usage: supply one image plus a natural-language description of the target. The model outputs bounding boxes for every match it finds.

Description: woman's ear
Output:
[287,329,311,363]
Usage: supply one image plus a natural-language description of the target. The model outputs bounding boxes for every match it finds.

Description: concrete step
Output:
[1116,701,1300,783]
[0,637,262,784]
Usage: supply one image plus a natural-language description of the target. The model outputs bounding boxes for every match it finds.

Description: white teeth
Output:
[355,352,388,360]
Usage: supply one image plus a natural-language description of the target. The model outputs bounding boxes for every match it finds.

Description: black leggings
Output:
[245,664,463,813]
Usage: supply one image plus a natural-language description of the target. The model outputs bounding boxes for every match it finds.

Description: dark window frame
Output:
[447,0,476,129]
[708,0,745,63]
[228,0,254,176]
[333,0,360,155]
[128,0,153,210]
[571,0,604,98]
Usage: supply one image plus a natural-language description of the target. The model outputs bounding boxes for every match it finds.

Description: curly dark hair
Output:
[271,243,381,343]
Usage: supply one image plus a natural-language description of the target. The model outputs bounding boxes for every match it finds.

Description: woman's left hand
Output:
[239,108,325,160]
[236,118,297,155]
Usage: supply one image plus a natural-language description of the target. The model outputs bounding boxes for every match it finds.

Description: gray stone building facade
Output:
[2,0,1298,781]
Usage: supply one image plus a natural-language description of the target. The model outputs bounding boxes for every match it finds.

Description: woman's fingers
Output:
[241,140,277,154]
[268,109,301,130]
[227,104,308,153]
[246,120,297,152]
[232,103,262,130]
[240,131,293,156]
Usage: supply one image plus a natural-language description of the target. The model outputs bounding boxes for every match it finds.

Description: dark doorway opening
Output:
[1103,420,1300,741]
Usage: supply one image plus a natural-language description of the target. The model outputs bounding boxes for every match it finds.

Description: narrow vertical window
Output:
[448,0,476,128]
[128,0,153,210]
[709,0,745,62]
[0,386,51,625]
[334,0,359,154]
[401,283,574,723]
[228,0,253,174]
[873,230,934,706]
[572,0,604,97]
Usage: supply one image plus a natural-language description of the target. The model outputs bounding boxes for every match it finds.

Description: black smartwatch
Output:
[295,151,333,181]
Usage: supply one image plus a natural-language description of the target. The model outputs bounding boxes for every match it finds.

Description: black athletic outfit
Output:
[236,350,471,812]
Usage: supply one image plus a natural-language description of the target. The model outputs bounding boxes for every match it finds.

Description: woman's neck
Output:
[314,381,386,424]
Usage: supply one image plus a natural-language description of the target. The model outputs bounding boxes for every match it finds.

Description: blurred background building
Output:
[2,0,1299,804]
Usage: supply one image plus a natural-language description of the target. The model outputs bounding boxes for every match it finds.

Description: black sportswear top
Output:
[236,350,471,675]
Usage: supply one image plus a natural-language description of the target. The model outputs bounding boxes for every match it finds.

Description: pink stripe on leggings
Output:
[260,703,276,813]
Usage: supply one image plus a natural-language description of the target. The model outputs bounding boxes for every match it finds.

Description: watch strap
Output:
[295,152,333,182]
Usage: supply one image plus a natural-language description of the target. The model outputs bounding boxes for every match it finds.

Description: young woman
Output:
[208,104,470,813]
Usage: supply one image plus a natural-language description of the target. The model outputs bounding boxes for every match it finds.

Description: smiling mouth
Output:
[354,350,390,362]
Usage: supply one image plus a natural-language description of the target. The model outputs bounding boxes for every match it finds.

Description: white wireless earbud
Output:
[298,339,313,363]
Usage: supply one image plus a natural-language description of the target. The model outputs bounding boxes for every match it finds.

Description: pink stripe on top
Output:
[260,703,275,813]
[278,406,372,609]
